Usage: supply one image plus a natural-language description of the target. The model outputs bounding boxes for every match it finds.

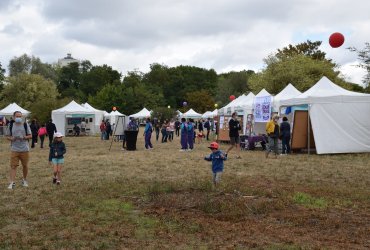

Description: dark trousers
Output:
[175,128,180,136]
[145,132,153,149]
[31,134,38,148]
[39,135,45,148]
[282,136,291,154]
[206,129,210,140]
[155,129,160,141]
[161,129,168,142]
[48,134,53,146]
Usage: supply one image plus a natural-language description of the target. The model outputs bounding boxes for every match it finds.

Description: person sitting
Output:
[73,124,80,136]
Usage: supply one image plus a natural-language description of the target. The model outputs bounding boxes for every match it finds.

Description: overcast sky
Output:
[0,0,369,86]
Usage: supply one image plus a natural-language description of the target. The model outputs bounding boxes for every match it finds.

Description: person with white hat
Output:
[49,132,66,185]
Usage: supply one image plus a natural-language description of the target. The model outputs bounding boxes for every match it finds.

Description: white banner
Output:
[253,96,272,122]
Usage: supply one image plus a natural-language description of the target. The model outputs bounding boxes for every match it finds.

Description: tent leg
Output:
[307,106,310,155]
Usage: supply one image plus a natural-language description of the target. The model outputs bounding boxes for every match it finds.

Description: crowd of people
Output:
[4,109,292,189]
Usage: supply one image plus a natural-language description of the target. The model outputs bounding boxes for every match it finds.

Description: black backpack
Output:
[9,121,29,136]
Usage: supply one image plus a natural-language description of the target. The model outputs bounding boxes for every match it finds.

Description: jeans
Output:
[281,136,291,154]
[267,136,278,155]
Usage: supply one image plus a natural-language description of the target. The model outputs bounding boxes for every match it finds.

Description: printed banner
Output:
[253,96,272,122]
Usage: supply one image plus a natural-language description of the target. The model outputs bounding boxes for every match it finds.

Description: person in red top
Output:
[100,120,106,140]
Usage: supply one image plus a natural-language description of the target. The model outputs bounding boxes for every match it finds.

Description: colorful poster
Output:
[253,96,272,122]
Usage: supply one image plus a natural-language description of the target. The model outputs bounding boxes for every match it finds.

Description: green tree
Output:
[56,62,82,98]
[0,62,5,92]
[348,42,370,91]
[88,84,126,112]
[185,90,214,113]
[1,73,60,122]
[8,54,57,81]
[276,40,330,62]
[79,64,121,101]
[216,70,254,106]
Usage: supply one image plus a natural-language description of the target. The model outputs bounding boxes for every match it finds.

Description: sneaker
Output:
[236,155,242,159]
[179,149,186,152]
[8,182,15,189]
[53,178,57,184]
[225,153,228,158]
[21,179,29,187]
[56,180,61,185]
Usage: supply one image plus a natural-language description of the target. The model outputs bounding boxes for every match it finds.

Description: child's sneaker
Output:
[56,180,61,185]
[53,178,57,184]
[8,182,15,189]
[21,179,28,187]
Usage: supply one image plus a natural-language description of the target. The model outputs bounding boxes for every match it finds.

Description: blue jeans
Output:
[281,136,291,154]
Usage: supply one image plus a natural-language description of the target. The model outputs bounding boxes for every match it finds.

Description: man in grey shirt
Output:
[6,111,32,189]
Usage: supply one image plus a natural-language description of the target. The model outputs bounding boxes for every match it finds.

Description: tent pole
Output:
[307,105,310,155]
[109,116,121,151]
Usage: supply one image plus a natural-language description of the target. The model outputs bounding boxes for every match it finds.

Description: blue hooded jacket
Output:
[204,150,227,173]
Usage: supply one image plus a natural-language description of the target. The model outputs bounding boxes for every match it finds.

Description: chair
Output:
[240,135,249,150]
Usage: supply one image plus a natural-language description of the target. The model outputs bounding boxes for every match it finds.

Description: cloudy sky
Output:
[0,0,369,86]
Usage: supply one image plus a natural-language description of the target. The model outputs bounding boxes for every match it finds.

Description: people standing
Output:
[175,119,180,137]
[168,119,175,142]
[226,112,241,159]
[30,119,39,148]
[105,120,112,140]
[6,111,32,189]
[204,118,211,140]
[204,142,227,187]
[265,115,280,158]
[187,119,195,150]
[161,120,168,143]
[46,119,57,146]
[154,120,160,142]
[143,117,153,150]
[37,123,47,148]
[198,119,204,133]
[49,132,66,185]
[280,116,291,155]
[179,118,188,151]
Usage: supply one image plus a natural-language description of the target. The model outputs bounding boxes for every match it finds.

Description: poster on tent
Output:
[253,96,272,122]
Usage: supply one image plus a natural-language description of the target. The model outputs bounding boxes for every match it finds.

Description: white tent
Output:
[253,89,273,134]
[108,110,126,125]
[81,103,105,133]
[202,111,213,119]
[130,108,151,119]
[281,76,370,154]
[52,100,95,135]
[219,94,246,115]
[182,108,202,119]
[211,109,218,117]
[0,103,31,116]
[272,83,302,113]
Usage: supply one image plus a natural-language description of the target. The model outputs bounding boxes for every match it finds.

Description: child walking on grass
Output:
[204,142,227,186]
[49,132,66,185]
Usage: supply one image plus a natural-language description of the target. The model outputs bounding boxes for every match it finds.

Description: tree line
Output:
[0,40,368,122]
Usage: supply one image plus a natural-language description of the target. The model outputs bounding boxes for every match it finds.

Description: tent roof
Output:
[255,89,271,97]
[202,111,213,118]
[281,76,370,105]
[109,110,125,116]
[0,103,31,116]
[273,84,302,110]
[81,103,104,112]
[234,92,255,109]
[182,108,202,118]
[130,107,151,118]
[52,100,94,114]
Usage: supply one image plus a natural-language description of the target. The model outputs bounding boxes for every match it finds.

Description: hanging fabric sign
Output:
[253,96,272,122]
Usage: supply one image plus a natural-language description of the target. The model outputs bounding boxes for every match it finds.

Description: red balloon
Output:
[329,32,345,48]
[229,95,236,101]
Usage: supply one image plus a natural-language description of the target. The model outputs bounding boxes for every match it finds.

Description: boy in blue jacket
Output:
[204,142,227,186]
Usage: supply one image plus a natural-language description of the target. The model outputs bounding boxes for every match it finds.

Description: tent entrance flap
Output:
[291,110,316,152]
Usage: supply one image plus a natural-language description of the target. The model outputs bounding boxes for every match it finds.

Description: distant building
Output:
[58,53,80,67]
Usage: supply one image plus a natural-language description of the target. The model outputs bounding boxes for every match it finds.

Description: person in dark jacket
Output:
[46,119,57,146]
[30,119,39,148]
[280,116,291,154]
[49,132,66,185]
[226,112,241,159]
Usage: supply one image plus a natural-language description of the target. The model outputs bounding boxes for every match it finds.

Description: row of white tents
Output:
[1,76,370,154]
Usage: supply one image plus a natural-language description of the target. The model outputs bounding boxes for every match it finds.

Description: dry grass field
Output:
[0,133,369,249]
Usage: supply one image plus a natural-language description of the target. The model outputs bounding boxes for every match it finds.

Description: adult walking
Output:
[143,117,153,149]
[46,119,57,146]
[226,112,241,159]
[265,115,280,158]
[175,119,180,137]
[6,111,32,189]
[30,119,39,148]
[280,116,291,154]
[204,118,211,141]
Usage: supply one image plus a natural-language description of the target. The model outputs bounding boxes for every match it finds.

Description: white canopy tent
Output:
[108,110,126,125]
[202,111,213,119]
[81,103,105,133]
[52,100,95,135]
[129,108,151,119]
[272,83,302,113]
[280,76,370,154]
[182,109,202,119]
[0,103,31,116]
[218,94,246,115]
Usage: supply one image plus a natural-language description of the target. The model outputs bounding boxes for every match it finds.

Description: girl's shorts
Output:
[52,158,64,164]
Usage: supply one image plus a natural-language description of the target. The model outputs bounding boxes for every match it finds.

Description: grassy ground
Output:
[0,134,369,249]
